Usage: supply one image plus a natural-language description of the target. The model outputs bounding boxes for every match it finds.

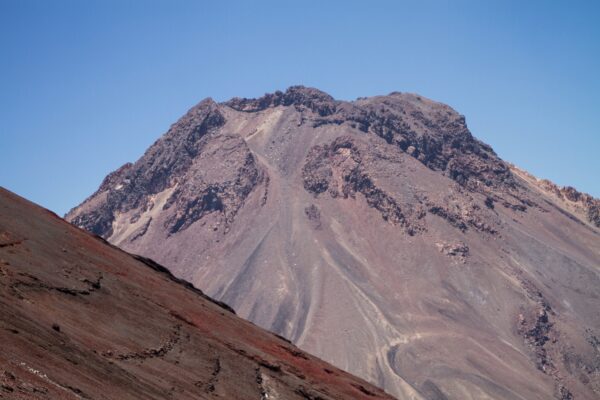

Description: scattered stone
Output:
[304,205,322,230]
[436,241,469,263]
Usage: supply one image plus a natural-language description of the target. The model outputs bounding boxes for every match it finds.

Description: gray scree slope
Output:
[67,86,600,400]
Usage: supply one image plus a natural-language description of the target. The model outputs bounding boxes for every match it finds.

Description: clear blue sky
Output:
[1,1,599,216]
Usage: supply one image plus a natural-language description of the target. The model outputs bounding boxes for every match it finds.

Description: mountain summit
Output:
[67,86,600,399]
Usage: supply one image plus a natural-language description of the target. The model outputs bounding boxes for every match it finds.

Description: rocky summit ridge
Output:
[67,86,600,400]
[68,86,539,239]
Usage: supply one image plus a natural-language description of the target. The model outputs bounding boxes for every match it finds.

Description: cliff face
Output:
[67,86,600,400]
[0,187,395,400]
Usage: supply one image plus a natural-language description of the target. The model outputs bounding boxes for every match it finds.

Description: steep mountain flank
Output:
[67,86,600,400]
[0,187,396,400]
[511,164,600,229]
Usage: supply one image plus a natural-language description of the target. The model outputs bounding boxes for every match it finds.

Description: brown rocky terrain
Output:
[0,187,397,399]
[67,86,600,399]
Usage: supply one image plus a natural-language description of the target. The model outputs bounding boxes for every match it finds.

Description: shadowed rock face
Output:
[67,86,600,400]
[0,188,396,400]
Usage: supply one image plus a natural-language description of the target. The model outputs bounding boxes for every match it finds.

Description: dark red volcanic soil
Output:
[0,187,396,400]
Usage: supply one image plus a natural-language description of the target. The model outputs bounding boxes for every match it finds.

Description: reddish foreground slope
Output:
[0,187,396,400]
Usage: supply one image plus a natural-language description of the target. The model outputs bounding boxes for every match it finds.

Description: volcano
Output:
[67,86,600,399]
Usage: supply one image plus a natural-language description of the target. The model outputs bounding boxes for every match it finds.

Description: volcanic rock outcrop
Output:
[67,86,600,399]
[0,187,395,400]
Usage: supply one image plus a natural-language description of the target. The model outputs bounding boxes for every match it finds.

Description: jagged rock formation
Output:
[511,165,600,229]
[302,136,423,234]
[67,86,600,400]
[0,188,395,400]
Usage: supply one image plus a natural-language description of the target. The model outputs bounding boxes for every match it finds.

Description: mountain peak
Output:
[66,87,600,400]
[225,85,337,116]
[170,96,224,140]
